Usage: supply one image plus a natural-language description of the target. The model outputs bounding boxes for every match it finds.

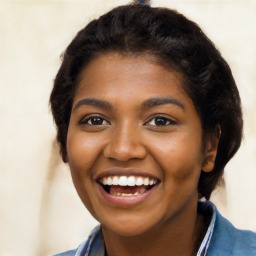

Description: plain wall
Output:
[0,0,255,255]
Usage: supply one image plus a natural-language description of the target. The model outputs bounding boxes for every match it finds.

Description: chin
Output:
[101,215,156,237]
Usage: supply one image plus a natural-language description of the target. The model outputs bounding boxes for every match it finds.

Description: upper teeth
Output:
[100,176,157,186]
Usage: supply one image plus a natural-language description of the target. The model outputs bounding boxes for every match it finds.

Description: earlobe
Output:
[202,131,220,173]
[202,153,217,172]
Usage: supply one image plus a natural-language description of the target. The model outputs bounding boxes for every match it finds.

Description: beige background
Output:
[0,0,255,255]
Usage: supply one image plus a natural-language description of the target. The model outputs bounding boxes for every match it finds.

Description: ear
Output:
[202,129,220,173]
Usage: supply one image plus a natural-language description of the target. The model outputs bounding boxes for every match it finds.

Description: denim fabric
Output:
[53,201,256,256]
[207,207,256,256]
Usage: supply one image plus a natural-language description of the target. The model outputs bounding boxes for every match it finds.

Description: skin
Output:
[66,53,219,256]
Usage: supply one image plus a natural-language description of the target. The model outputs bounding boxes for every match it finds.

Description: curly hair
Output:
[50,4,243,199]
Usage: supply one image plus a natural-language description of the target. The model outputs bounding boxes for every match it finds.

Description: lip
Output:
[97,182,159,207]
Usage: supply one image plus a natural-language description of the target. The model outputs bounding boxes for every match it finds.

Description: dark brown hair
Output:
[50,4,243,199]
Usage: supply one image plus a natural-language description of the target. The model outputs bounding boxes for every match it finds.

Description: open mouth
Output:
[98,175,160,197]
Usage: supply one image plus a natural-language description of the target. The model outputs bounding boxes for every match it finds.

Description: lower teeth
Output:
[102,184,155,196]
[111,187,147,196]
[114,192,139,196]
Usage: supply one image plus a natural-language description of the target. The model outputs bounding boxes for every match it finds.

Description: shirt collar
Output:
[196,201,216,256]
[75,201,216,256]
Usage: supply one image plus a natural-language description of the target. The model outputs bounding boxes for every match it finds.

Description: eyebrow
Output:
[140,97,185,110]
[73,96,185,112]
[73,98,112,111]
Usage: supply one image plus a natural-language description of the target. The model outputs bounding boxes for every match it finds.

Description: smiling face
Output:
[67,53,215,237]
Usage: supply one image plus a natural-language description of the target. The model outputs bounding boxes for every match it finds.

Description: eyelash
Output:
[79,115,110,126]
[79,114,177,127]
[145,115,177,127]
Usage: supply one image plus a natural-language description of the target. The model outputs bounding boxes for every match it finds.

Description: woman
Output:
[50,3,256,256]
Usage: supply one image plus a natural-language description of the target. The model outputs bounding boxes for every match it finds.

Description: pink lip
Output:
[97,182,159,207]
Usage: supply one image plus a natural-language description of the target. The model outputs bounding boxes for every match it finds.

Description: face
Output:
[67,53,212,236]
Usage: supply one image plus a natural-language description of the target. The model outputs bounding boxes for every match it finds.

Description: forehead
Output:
[73,53,193,109]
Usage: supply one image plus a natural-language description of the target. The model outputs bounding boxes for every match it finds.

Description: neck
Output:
[102,197,207,256]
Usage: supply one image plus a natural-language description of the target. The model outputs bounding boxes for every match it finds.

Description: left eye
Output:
[81,116,109,126]
[146,116,176,126]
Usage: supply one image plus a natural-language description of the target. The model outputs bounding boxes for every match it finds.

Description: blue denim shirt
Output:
[54,201,256,256]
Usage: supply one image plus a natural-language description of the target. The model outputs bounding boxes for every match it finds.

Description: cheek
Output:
[67,130,103,173]
[149,132,203,182]
[66,131,103,217]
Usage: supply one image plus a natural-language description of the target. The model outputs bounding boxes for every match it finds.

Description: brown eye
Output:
[80,116,110,126]
[155,117,169,126]
[146,116,177,126]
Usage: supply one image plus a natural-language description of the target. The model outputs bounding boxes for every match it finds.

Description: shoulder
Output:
[51,226,101,256]
[208,208,256,256]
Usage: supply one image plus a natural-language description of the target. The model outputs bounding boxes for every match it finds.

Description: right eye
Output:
[80,116,110,126]
[145,115,177,127]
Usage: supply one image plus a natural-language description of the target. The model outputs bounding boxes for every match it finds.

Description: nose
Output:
[103,124,147,162]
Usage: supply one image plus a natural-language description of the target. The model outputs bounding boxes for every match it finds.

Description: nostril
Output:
[103,142,147,161]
